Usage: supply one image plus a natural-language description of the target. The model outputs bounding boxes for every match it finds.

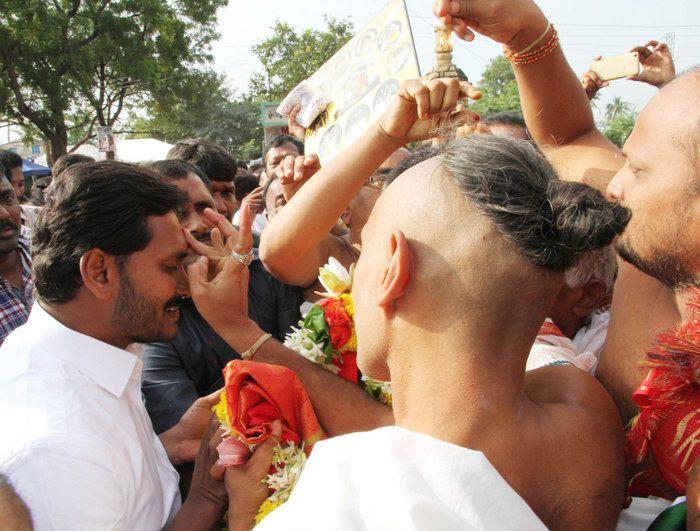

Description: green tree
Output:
[470,56,522,116]
[128,72,263,160]
[601,107,637,147]
[0,0,227,163]
[604,97,632,122]
[249,16,354,101]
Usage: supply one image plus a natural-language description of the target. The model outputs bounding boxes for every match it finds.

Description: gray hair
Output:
[565,245,617,294]
[442,135,631,271]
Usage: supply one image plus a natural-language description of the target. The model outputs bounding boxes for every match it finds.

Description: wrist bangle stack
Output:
[240,333,272,360]
[504,23,559,65]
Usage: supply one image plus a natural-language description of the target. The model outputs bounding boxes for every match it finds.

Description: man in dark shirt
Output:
[142,160,302,433]
[0,169,32,346]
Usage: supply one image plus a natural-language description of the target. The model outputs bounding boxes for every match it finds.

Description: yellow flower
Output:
[212,391,232,433]
[340,293,354,318]
[255,498,283,524]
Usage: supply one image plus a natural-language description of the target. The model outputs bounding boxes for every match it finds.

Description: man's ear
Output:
[377,230,411,309]
[79,249,119,301]
[572,279,607,318]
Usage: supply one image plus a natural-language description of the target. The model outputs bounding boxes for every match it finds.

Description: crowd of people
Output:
[0,0,697,529]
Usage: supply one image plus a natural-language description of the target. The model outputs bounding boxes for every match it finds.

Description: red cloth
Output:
[222,360,325,455]
[627,288,700,496]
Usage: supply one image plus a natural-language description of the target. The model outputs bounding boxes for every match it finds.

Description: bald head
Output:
[353,135,630,378]
[607,68,700,288]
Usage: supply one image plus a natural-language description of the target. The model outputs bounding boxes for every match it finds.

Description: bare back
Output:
[476,365,626,530]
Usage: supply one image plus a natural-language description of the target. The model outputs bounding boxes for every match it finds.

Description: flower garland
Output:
[283,257,392,405]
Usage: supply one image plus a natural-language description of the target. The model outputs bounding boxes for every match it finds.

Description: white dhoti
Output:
[257,426,546,530]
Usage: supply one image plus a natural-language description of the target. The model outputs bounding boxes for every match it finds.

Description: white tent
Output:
[36,138,173,167]
[114,138,173,163]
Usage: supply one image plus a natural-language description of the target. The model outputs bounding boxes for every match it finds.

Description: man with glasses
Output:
[0,169,32,345]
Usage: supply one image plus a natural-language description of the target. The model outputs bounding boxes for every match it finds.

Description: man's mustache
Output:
[0,220,19,234]
[164,297,184,311]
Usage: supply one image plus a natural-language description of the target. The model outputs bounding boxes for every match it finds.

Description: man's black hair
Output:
[482,112,530,138]
[52,153,96,181]
[0,150,23,172]
[234,172,260,202]
[236,159,249,170]
[147,159,212,192]
[263,135,304,161]
[32,161,188,304]
[167,138,238,183]
[384,145,444,189]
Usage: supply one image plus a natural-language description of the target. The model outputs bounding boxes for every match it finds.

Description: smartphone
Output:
[590,52,640,82]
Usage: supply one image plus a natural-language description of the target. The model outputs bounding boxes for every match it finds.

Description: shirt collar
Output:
[28,302,138,398]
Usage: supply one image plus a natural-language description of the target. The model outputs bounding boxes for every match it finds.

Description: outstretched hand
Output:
[274,153,321,201]
[378,78,480,143]
[432,0,546,48]
[628,40,675,88]
[185,205,254,331]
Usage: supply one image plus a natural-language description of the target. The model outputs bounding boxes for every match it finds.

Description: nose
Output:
[606,171,625,202]
[0,206,11,221]
[213,195,227,216]
[186,213,209,239]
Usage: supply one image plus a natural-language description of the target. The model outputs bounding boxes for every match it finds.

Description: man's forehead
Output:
[211,180,234,191]
[266,143,299,160]
[174,173,213,201]
[144,213,188,256]
[0,177,13,193]
[634,76,700,155]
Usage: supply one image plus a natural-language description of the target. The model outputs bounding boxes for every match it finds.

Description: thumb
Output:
[248,420,283,475]
[186,255,210,296]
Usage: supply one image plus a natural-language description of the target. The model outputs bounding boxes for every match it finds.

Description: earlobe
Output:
[79,250,116,301]
[573,280,606,317]
[377,230,411,309]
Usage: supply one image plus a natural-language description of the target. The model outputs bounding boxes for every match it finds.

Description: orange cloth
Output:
[222,360,325,455]
[628,288,700,496]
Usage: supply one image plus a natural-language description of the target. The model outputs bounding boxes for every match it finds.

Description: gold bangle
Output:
[241,333,272,360]
[516,21,551,55]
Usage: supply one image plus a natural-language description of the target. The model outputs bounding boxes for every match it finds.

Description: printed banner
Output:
[305,0,420,163]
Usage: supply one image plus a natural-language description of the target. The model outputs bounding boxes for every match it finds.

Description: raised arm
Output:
[260,78,479,285]
[434,0,624,192]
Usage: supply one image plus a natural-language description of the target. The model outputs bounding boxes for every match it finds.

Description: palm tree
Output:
[605,97,631,122]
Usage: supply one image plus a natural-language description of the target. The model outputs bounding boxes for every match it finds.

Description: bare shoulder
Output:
[525,365,626,530]
[542,130,624,194]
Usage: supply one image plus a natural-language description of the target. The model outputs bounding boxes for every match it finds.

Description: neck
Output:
[676,287,699,323]
[388,314,542,449]
[41,297,129,350]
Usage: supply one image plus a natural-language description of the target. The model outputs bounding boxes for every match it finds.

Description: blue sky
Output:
[212,0,700,120]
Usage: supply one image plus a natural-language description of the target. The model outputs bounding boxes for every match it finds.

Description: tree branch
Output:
[69,115,98,152]
[0,49,51,133]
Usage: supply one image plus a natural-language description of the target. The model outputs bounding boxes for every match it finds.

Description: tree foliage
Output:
[601,105,637,147]
[0,0,227,162]
[470,56,522,116]
[130,72,263,160]
[248,16,354,101]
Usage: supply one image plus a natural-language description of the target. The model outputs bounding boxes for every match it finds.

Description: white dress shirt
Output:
[0,303,181,530]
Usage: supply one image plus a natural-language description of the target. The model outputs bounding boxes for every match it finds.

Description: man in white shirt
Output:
[0,161,228,530]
